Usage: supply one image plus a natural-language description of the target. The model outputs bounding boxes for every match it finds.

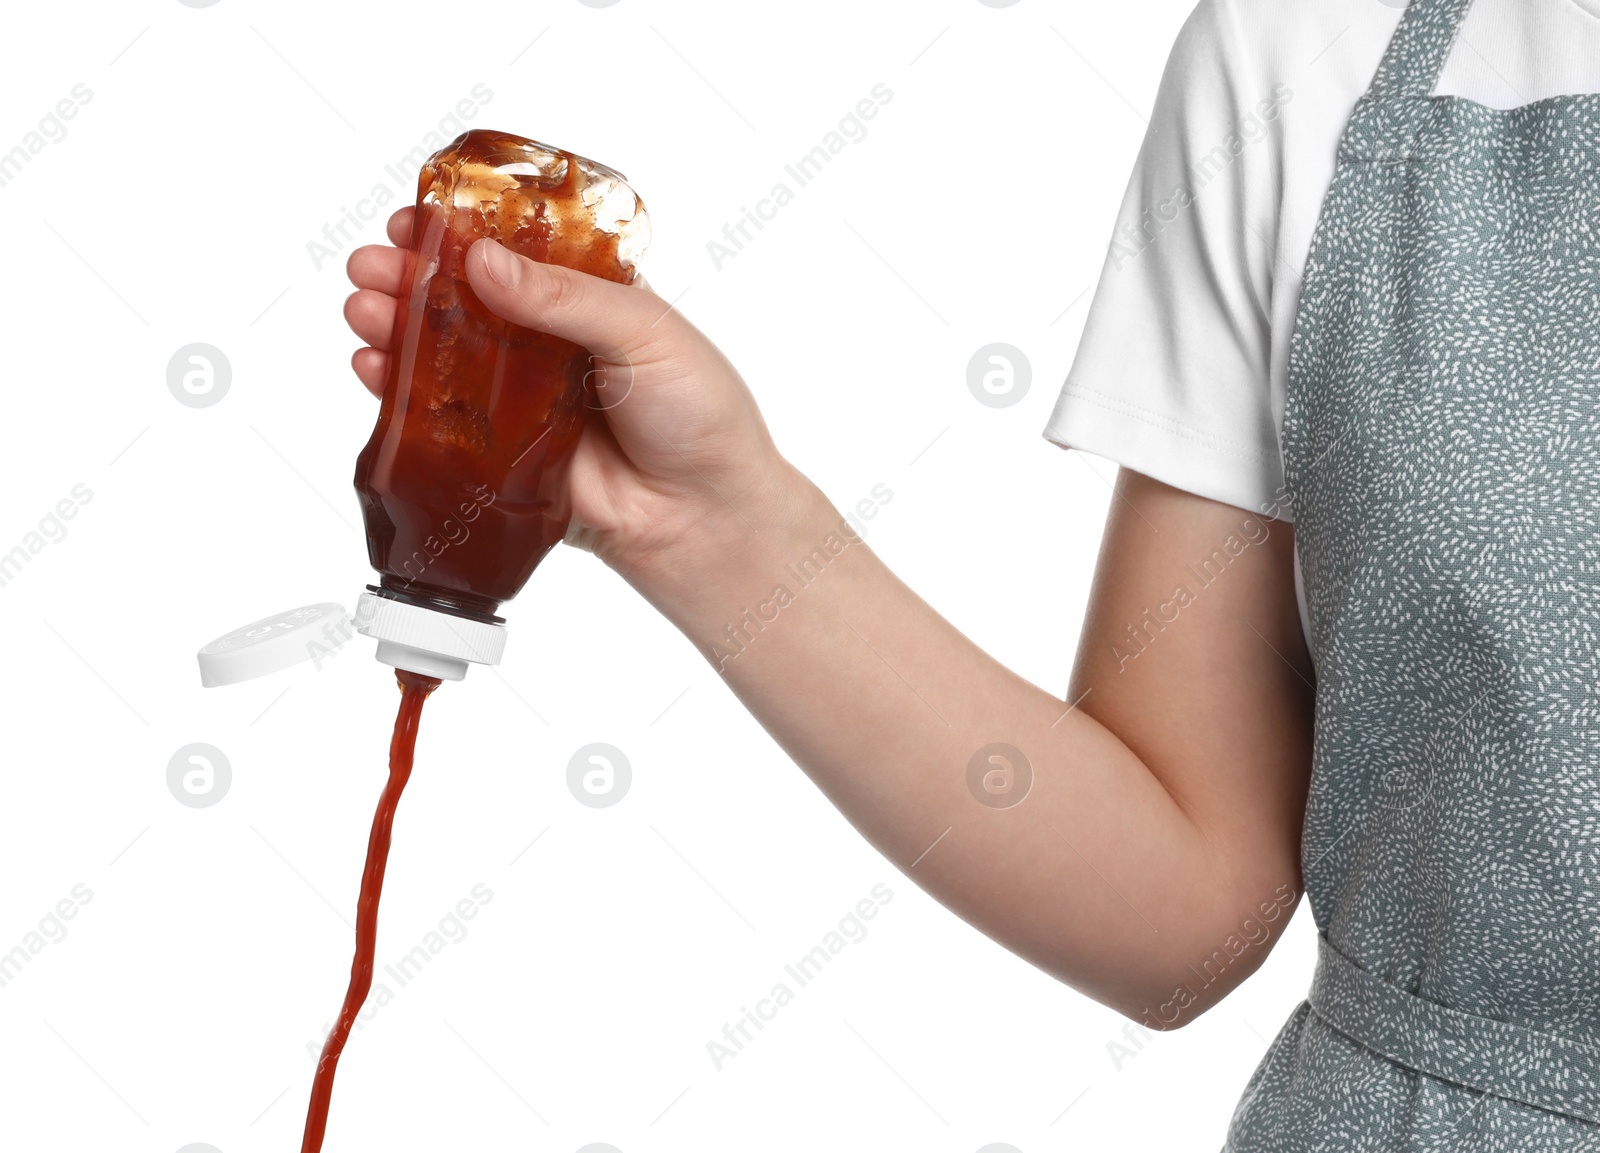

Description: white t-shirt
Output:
[1043,0,1600,641]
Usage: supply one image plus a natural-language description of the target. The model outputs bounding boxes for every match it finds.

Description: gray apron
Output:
[1225,0,1600,1148]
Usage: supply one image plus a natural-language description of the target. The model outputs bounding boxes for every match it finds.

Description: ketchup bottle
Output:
[353,130,649,680]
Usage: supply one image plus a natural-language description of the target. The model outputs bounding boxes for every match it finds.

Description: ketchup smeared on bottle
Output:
[299,670,439,1153]
[354,130,648,623]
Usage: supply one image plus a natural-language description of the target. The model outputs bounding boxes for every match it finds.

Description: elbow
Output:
[1051,964,1225,1032]
[1106,877,1305,1030]
[1108,988,1214,1033]
[1106,923,1294,1031]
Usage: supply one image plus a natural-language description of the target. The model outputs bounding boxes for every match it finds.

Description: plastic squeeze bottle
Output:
[352,129,650,680]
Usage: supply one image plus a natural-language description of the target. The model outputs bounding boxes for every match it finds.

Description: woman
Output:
[342,0,1600,1145]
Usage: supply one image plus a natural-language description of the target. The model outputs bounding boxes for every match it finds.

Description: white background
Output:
[0,1,1317,1150]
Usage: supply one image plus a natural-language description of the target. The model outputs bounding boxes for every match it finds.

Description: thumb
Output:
[465,238,672,361]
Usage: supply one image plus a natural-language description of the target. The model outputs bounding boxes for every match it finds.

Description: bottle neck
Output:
[371,580,504,624]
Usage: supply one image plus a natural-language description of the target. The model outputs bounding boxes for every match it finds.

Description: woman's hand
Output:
[343,207,796,580]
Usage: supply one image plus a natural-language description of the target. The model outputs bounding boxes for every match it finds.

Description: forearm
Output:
[348,231,1305,1022]
[618,463,1268,1022]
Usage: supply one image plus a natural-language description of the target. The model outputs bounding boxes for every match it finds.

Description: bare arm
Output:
[345,215,1315,1025]
[632,463,1314,1025]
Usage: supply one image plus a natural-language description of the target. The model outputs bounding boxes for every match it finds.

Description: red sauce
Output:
[300,669,441,1153]
[353,129,646,622]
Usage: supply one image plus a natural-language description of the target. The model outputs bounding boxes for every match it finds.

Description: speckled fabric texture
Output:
[1223,0,1600,1148]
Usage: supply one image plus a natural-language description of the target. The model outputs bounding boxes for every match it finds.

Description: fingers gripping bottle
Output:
[353,130,649,679]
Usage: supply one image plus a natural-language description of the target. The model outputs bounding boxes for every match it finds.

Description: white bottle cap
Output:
[354,591,506,682]
[196,603,356,687]
[196,595,508,687]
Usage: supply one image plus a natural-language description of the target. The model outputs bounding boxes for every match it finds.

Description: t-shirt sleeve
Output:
[1043,0,1288,520]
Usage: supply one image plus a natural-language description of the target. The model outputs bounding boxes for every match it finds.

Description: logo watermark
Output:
[707,84,895,271]
[967,344,1031,409]
[706,884,893,1071]
[709,483,894,671]
[0,884,93,991]
[306,85,496,272]
[1112,513,1273,672]
[0,84,92,192]
[167,744,232,809]
[567,743,632,808]
[1133,882,1297,1031]
[0,483,92,591]
[392,484,496,588]
[966,743,1033,809]
[1110,85,1295,271]
[167,343,232,409]
[304,884,494,1057]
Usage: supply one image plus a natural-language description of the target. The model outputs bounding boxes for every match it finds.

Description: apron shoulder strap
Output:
[1368,0,1477,99]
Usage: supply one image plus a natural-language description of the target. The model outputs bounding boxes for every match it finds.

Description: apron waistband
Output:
[1308,933,1600,1125]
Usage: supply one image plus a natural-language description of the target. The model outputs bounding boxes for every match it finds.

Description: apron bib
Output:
[1226,0,1600,1147]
